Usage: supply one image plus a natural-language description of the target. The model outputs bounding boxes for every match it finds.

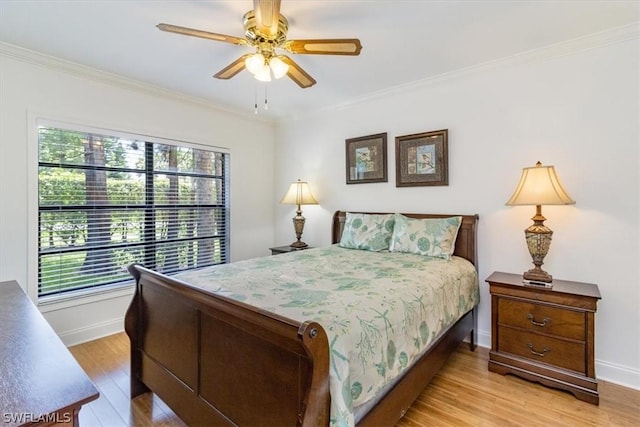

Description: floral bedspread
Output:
[172,245,479,427]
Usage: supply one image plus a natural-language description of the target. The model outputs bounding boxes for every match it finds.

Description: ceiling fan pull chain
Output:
[264,83,268,110]
[254,84,259,114]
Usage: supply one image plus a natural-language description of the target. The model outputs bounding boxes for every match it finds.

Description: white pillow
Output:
[389,214,462,259]
[339,213,395,251]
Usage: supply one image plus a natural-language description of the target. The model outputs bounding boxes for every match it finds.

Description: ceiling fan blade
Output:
[279,56,316,88]
[253,0,281,37]
[213,54,251,80]
[284,39,362,55]
[157,23,247,45]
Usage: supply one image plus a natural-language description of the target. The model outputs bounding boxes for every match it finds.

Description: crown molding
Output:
[0,42,271,123]
[283,22,639,122]
[2,22,637,125]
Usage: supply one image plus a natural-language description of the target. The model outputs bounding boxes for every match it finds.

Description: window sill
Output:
[38,281,135,313]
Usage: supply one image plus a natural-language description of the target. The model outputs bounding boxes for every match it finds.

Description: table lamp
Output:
[280,179,318,248]
[506,161,575,283]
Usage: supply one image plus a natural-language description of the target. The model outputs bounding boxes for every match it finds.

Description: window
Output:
[37,123,229,297]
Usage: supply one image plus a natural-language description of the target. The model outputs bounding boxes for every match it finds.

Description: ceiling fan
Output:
[157,0,362,88]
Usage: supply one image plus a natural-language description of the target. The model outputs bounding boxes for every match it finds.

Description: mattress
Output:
[173,244,479,427]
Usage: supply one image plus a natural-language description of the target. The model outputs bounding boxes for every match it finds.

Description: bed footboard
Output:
[125,264,330,426]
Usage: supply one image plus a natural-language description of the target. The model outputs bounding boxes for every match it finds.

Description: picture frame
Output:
[395,129,448,187]
[345,132,388,184]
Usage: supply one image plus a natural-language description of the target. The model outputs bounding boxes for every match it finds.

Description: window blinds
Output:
[37,125,229,297]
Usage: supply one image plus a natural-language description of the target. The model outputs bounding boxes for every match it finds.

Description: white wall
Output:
[0,44,276,344]
[1,28,638,391]
[274,33,639,389]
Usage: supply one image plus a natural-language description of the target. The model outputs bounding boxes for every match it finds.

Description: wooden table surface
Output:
[0,280,99,426]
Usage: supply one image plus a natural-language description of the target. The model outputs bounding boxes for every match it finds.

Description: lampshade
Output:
[280,179,318,206]
[253,66,272,82]
[506,161,575,206]
[269,55,289,79]
[245,53,266,75]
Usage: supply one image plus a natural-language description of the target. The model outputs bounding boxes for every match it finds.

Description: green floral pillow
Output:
[389,214,462,259]
[339,213,395,251]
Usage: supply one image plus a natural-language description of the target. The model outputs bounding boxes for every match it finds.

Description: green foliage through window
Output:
[37,124,230,296]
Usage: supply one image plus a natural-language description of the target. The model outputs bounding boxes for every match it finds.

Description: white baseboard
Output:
[476,329,491,349]
[595,359,640,391]
[57,317,124,347]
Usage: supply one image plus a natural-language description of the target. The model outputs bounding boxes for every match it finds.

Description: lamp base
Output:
[290,210,308,249]
[523,206,554,283]
[523,267,553,283]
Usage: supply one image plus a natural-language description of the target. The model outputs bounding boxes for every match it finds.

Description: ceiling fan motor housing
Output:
[243,10,288,57]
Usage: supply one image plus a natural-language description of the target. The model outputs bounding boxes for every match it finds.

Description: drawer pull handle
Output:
[527,313,551,327]
[527,343,550,357]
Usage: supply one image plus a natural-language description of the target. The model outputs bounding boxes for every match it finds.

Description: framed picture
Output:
[345,132,388,184]
[395,129,448,187]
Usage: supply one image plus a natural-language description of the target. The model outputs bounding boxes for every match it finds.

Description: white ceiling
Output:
[1,1,638,120]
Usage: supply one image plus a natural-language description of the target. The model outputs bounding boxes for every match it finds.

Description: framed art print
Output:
[395,129,448,187]
[345,132,388,184]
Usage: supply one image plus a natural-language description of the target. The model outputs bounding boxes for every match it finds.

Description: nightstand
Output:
[486,271,601,404]
[269,245,313,255]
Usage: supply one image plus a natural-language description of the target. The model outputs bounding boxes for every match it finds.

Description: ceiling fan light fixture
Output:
[245,53,266,75]
[254,65,272,82]
[269,55,289,79]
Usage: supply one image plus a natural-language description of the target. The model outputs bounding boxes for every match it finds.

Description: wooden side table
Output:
[0,281,100,425]
[269,245,313,255]
[486,271,601,404]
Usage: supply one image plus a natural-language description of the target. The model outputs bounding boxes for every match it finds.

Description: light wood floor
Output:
[69,333,639,426]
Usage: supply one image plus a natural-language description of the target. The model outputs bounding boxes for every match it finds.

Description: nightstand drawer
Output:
[498,326,586,373]
[498,298,585,340]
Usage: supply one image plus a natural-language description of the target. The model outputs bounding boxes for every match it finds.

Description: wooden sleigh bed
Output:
[124,211,479,426]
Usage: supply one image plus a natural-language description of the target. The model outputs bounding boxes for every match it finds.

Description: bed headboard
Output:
[331,211,479,268]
